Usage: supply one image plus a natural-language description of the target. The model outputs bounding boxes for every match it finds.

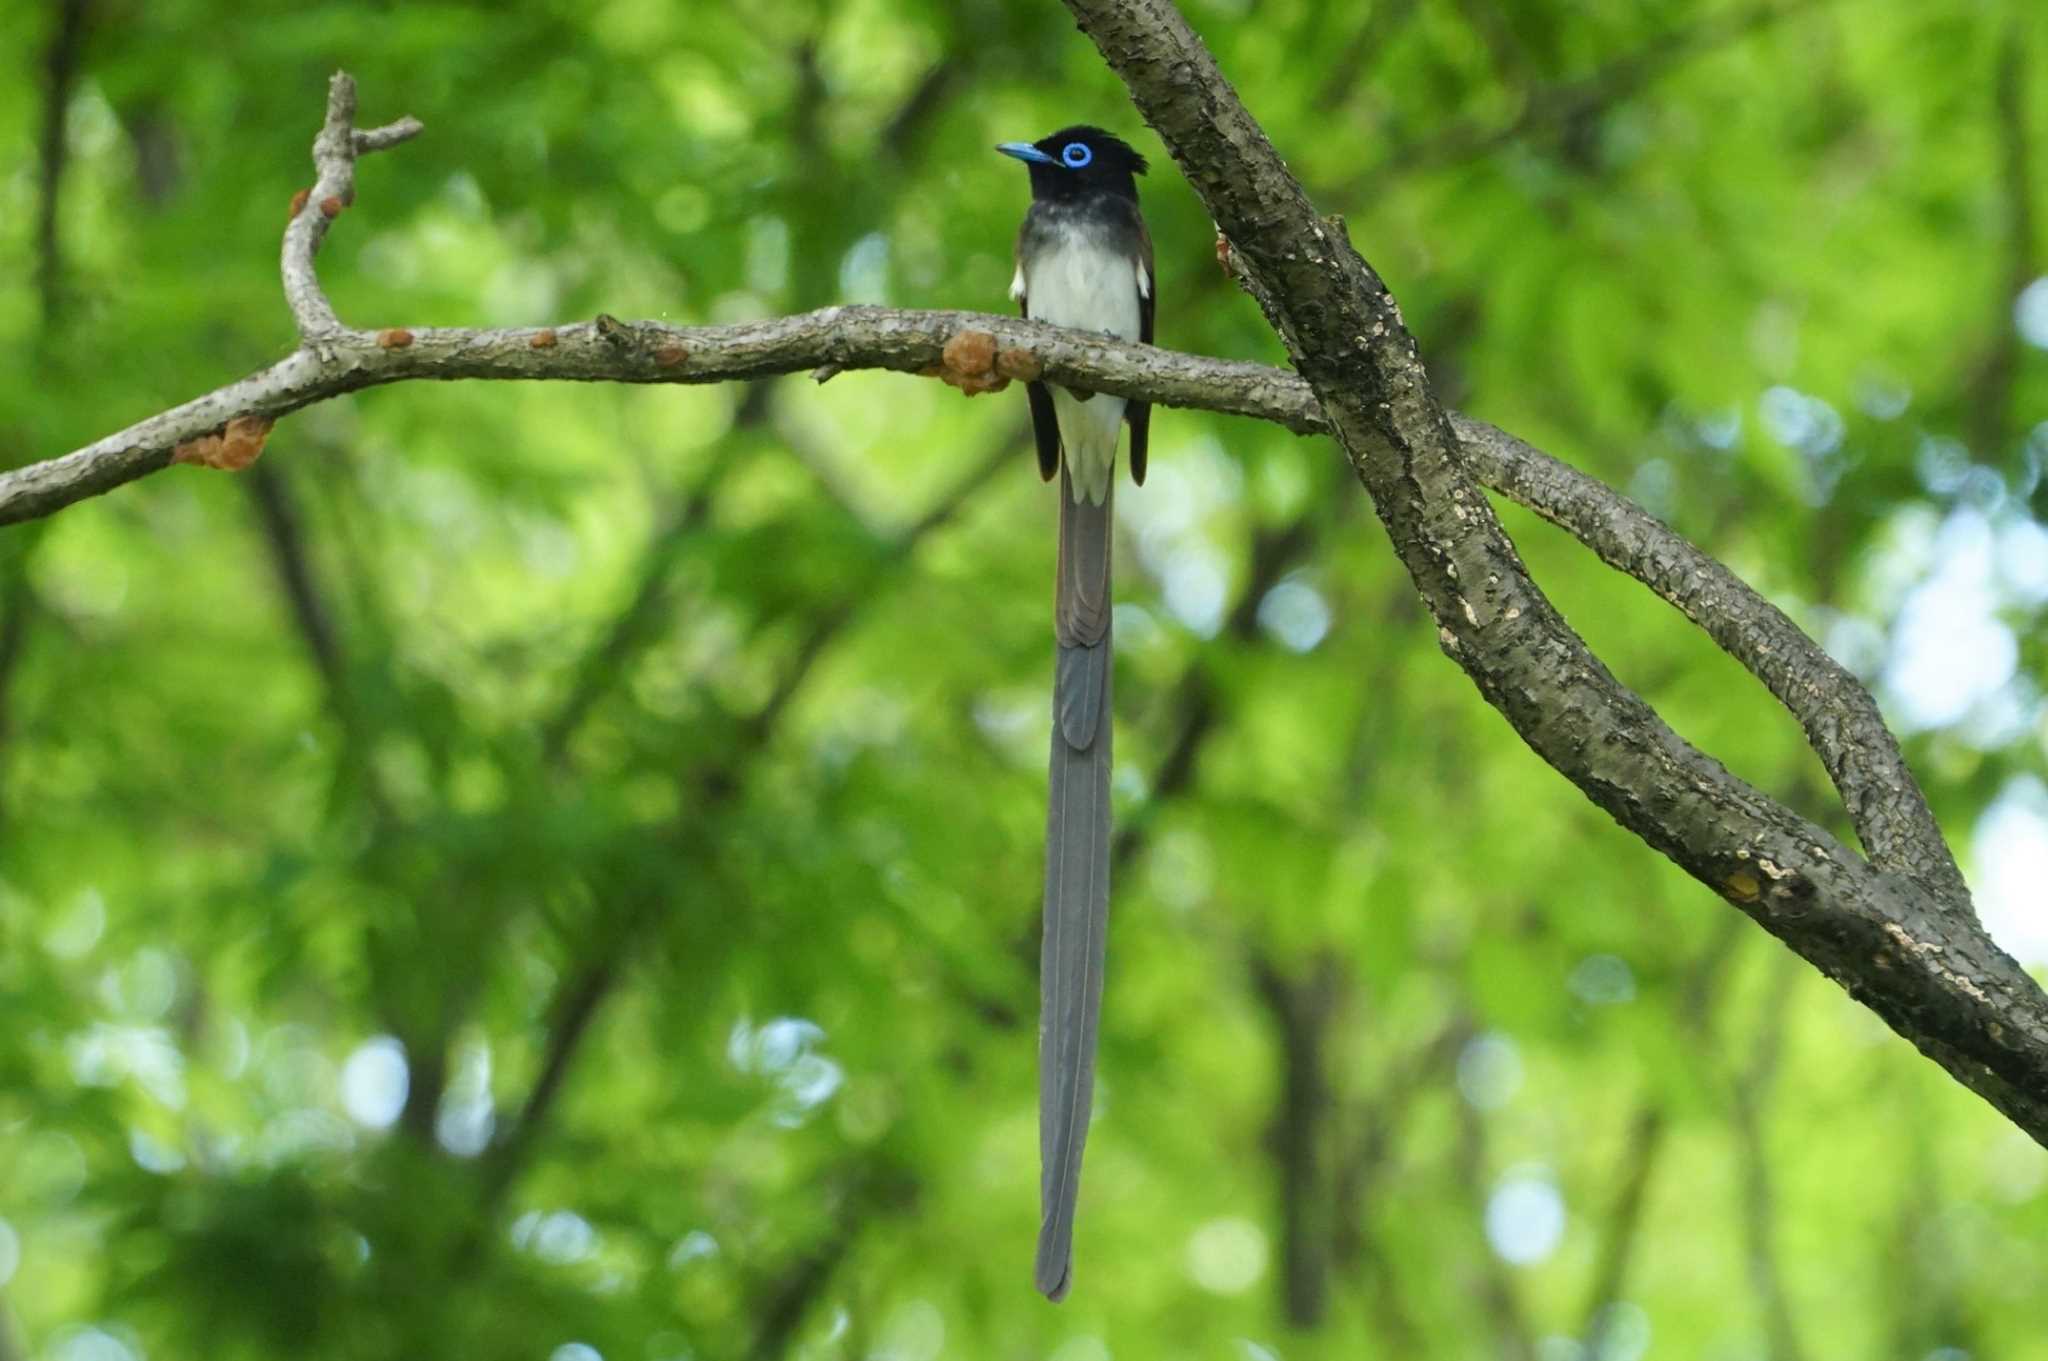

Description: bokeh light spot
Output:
[341,1036,410,1129]
[1162,547,1228,637]
[1457,1032,1523,1110]
[1257,578,1331,653]
[1975,778,2048,966]
[1589,1302,1652,1361]
[434,1040,495,1157]
[512,1210,598,1266]
[2015,276,2048,349]
[1568,955,1637,1006]
[1486,1170,1565,1265]
[667,1230,720,1269]
[1882,510,2018,730]
[1187,1217,1268,1294]
[49,1327,140,1361]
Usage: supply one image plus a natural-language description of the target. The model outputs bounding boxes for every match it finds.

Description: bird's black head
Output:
[996,126,1148,203]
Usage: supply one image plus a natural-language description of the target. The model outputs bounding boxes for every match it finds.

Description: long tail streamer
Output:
[1035,471,1113,1301]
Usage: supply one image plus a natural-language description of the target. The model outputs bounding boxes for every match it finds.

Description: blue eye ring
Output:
[1060,142,1092,169]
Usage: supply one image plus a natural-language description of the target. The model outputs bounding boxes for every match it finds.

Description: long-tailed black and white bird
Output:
[997,125,1153,1302]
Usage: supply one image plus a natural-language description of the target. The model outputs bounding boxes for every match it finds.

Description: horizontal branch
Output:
[8,285,1963,914]
[0,308,1316,530]
[1,294,1957,910]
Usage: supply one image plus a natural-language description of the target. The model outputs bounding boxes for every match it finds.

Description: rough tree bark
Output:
[1054,0,2048,1142]
[6,59,2046,1146]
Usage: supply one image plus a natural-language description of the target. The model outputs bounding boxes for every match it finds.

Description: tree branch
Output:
[480,414,1015,1217]
[1730,954,1807,1361]
[540,432,748,766]
[477,939,628,1211]
[0,1294,22,1361]
[1249,950,1344,1329]
[1966,24,2036,458]
[1455,417,1965,904]
[282,72,422,340]
[245,465,351,708]
[1309,0,1420,113]
[0,306,1317,529]
[1580,1108,1665,1352]
[1451,1091,1535,1361]
[36,0,92,331]
[743,1163,915,1361]
[17,65,2048,1150]
[2,0,95,834]
[1058,0,2048,1148]
[1339,0,1820,198]
[1580,916,1743,1351]
[1329,1012,1466,1347]
[18,300,1943,919]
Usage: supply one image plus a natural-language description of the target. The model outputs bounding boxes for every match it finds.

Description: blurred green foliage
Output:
[1,0,2045,1358]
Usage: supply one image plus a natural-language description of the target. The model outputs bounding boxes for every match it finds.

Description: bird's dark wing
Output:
[1026,385,1061,482]
[1036,463,1113,1301]
[1128,212,1154,486]
[1017,235,1062,482]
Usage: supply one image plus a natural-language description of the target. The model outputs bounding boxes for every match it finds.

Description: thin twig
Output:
[1730,952,1807,1361]
[282,73,421,339]
[4,0,95,832]
[1580,1108,1666,1351]
[880,58,961,153]
[1966,25,2035,457]
[750,424,1022,741]
[36,0,92,330]
[1249,951,1344,1328]
[245,465,349,703]
[1310,0,1422,113]
[476,943,629,1210]
[743,1164,915,1361]
[1579,914,1747,1349]
[1452,1089,1535,1361]
[1330,1014,1469,1348]
[540,436,746,765]
[482,421,1020,1218]
[0,1295,23,1361]
[1112,512,1318,868]
[1338,0,1822,199]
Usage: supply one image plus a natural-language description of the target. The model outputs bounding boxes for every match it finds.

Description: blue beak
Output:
[997,141,1057,165]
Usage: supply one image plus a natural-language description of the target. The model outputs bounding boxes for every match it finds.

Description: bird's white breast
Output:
[1018,223,1143,504]
[1020,225,1144,341]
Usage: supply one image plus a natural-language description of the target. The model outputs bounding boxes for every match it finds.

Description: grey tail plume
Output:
[1036,468,1113,1301]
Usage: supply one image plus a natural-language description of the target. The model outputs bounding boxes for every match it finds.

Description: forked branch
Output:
[1058,0,2048,1146]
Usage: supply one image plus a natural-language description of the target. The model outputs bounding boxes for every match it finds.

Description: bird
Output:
[996,125,1153,1302]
